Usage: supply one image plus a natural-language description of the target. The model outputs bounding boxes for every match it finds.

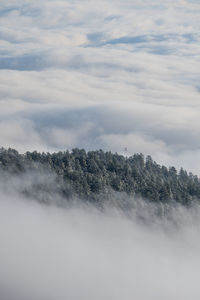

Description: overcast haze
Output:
[1,0,200,172]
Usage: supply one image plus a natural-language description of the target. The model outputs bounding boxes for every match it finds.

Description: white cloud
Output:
[0,0,200,173]
[0,119,49,152]
[99,132,167,155]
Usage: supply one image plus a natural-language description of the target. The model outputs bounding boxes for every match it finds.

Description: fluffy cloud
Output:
[0,0,200,173]
[1,188,200,300]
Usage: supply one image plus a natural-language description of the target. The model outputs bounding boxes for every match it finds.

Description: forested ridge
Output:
[0,147,200,205]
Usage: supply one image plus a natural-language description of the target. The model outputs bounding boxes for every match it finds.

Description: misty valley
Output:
[1,148,200,300]
[1,0,200,298]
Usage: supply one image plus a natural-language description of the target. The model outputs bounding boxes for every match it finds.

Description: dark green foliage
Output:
[0,147,200,205]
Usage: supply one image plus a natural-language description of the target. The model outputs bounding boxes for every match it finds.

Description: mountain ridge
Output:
[0,147,199,206]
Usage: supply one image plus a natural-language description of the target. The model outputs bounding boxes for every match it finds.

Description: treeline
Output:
[0,147,200,205]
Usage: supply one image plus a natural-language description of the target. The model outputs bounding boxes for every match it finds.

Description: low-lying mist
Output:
[1,173,200,300]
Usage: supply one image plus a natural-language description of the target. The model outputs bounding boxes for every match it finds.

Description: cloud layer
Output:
[1,185,200,300]
[0,0,200,173]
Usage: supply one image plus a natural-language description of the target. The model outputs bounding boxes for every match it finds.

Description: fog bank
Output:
[1,187,200,300]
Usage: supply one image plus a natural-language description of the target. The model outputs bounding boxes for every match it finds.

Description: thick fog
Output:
[1,175,200,300]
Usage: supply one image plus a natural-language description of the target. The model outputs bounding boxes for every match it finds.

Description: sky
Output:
[0,0,200,173]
